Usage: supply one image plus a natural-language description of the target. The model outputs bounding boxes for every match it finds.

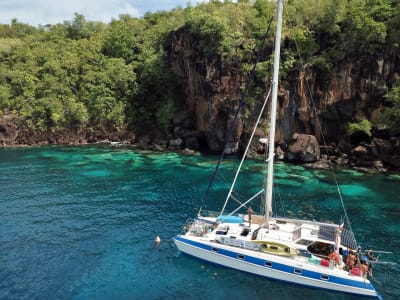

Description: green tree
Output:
[0,19,37,38]
[380,79,400,135]
[387,0,400,49]
[102,16,145,62]
[347,118,373,144]
[64,13,102,40]
[339,1,387,56]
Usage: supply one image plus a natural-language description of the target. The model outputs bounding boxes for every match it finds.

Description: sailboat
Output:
[173,1,381,298]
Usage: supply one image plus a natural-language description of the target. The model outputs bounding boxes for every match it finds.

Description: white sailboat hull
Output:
[174,236,380,298]
[173,1,382,298]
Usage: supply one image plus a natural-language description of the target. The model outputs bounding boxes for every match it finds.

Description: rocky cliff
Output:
[1,24,399,171]
[166,25,400,169]
[167,25,247,154]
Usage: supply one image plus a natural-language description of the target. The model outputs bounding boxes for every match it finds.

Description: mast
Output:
[265,0,283,228]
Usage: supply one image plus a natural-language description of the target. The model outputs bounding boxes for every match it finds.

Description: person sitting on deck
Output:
[346,250,357,270]
[360,261,369,278]
[328,250,340,266]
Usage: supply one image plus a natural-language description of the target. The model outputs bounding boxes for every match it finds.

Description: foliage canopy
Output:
[0,0,399,136]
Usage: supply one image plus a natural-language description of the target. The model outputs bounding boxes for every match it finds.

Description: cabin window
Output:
[264,261,272,267]
[211,247,218,253]
[294,268,302,275]
[237,254,245,260]
[321,274,329,281]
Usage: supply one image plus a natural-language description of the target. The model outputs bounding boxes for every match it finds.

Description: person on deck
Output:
[360,261,369,278]
[367,250,378,276]
[328,250,340,266]
[248,207,253,226]
[346,250,357,270]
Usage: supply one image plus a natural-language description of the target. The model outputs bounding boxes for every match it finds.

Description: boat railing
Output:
[199,210,220,218]
[186,219,215,237]
[217,236,260,251]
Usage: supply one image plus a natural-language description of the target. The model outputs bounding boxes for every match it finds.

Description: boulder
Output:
[372,138,396,155]
[286,133,320,163]
[351,145,368,157]
[168,138,184,150]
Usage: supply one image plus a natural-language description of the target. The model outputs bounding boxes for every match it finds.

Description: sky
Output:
[0,0,209,26]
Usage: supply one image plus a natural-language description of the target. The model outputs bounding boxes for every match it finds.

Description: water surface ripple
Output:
[0,146,399,300]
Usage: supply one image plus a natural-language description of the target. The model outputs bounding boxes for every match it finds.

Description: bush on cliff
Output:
[380,79,400,136]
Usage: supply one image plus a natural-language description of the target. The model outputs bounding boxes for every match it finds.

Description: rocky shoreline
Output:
[2,25,399,175]
[1,124,398,174]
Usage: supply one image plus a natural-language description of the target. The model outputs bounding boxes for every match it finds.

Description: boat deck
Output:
[188,215,350,270]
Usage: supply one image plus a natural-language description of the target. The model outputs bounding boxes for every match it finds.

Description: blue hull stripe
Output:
[174,236,377,294]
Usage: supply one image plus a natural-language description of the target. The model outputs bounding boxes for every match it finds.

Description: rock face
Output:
[167,25,400,168]
[0,115,18,145]
[167,25,253,153]
[0,114,134,146]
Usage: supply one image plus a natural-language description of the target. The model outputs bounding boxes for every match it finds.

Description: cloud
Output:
[0,0,144,26]
[0,0,232,26]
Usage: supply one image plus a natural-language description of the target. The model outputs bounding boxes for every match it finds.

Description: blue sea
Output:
[0,146,399,300]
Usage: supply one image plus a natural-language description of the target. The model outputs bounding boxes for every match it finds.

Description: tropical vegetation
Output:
[0,0,399,138]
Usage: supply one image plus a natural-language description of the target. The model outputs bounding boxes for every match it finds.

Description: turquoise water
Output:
[0,145,399,300]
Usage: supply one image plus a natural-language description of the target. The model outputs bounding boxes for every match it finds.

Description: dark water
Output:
[0,146,399,300]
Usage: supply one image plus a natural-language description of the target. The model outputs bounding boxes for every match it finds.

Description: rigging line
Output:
[288,20,356,237]
[267,142,284,218]
[230,190,263,214]
[216,168,254,209]
[198,16,274,216]
[215,172,250,203]
[220,87,272,215]
[228,190,265,217]
[230,193,247,209]
[272,173,286,217]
